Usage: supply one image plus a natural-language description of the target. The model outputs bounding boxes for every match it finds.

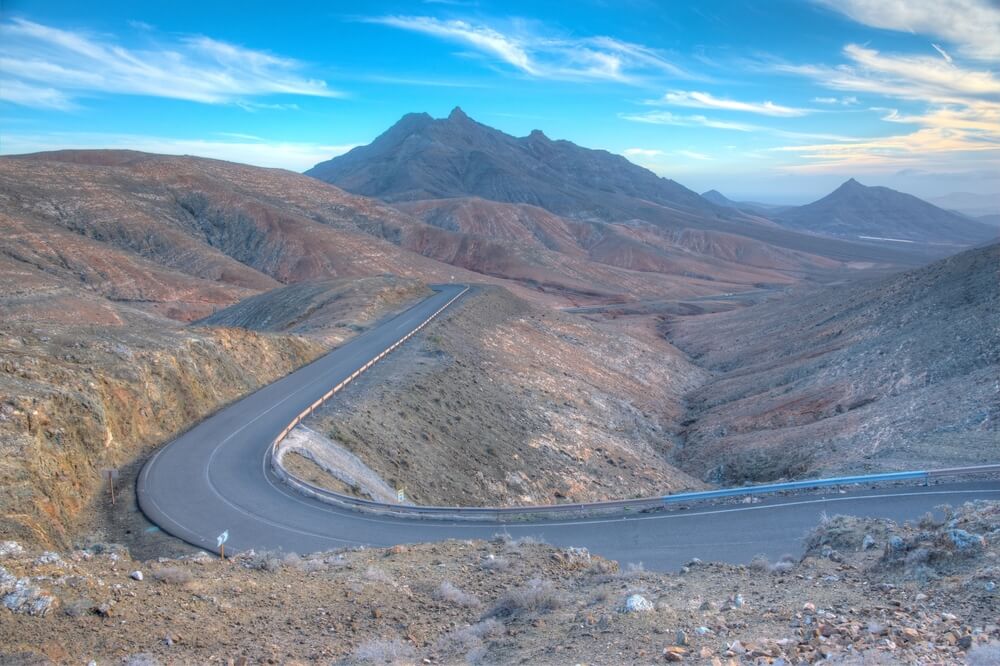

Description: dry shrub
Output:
[434,580,481,607]
[352,638,414,664]
[485,577,564,619]
[751,553,797,574]
[152,567,192,586]
[806,514,890,552]
[364,566,393,584]
[432,618,503,662]
[480,554,510,571]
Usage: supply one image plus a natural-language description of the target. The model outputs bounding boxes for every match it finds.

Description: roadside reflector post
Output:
[102,468,119,506]
[217,530,229,559]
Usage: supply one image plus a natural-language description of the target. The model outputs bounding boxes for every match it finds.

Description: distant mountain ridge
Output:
[307,107,723,220]
[307,109,949,267]
[773,178,997,245]
[927,192,999,219]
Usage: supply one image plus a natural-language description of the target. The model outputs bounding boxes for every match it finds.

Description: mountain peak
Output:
[305,110,736,215]
[775,177,998,244]
[448,106,470,122]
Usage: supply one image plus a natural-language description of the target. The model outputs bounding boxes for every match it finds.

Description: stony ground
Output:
[298,286,707,507]
[2,501,999,664]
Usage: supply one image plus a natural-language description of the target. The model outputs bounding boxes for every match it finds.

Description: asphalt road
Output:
[139,285,1000,570]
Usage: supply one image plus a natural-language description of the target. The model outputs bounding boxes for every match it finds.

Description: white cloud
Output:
[0,132,356,171]
[620,111,756,131]
[0,78,76,110]
[676,150,712,161]
[813,95,859,105]
[0,18,340,110]
[775,45,1000,105]
[372,16,536,74]
[814,0,1000,61]
[619,111,858,142]
[647,90,811,117]
[623,148,663,157]
[931,44,953,64]
[367,15,689,83]
[770,40,1000,173]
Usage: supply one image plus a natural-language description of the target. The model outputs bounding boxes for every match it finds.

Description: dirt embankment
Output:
[300,286,708,507]
[2,501,998,664]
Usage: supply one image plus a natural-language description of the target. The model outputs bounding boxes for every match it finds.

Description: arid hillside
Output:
[0,150,855,310]
[396,197,841,288]
[666,242,1000,484]
[291,286,708,506]
[0,151,481,316]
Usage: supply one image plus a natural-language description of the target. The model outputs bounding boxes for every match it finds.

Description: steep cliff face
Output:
[0,309,324,547]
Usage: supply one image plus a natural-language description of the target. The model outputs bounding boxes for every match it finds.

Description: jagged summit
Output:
[447,106,470,121]
[305,108,716,217]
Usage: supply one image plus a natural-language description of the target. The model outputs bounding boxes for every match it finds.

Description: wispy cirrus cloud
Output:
[813,95,859,105]
[813,0,1000,61]
[366,15,690,83]
[623,148,663,157]
[768,40,1000,173]
[774,45,1000,104]
[0,18,341,110]
[619,110,858,142]
[676,149,712,161]
[620,111,756,131]
[644,90,812,117]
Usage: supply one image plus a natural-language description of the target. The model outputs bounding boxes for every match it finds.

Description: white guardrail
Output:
[270,285,1000,522]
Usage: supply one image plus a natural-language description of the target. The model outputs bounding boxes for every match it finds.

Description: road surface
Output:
[139,285,1000,570]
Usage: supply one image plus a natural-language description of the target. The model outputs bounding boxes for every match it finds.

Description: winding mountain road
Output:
[138,285,1000,570]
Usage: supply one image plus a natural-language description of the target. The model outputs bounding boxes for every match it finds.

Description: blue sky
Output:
[1,0,998,202]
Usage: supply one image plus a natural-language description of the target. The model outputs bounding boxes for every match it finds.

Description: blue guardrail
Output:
[662,470,928,505]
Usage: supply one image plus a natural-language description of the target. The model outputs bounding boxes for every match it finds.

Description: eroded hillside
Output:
[665,242,1000,484]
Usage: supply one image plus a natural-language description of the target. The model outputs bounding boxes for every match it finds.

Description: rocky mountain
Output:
[308,109,949,267]
[307,107,719,219]
[666,240,1000,484]
[774,178,998,245]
